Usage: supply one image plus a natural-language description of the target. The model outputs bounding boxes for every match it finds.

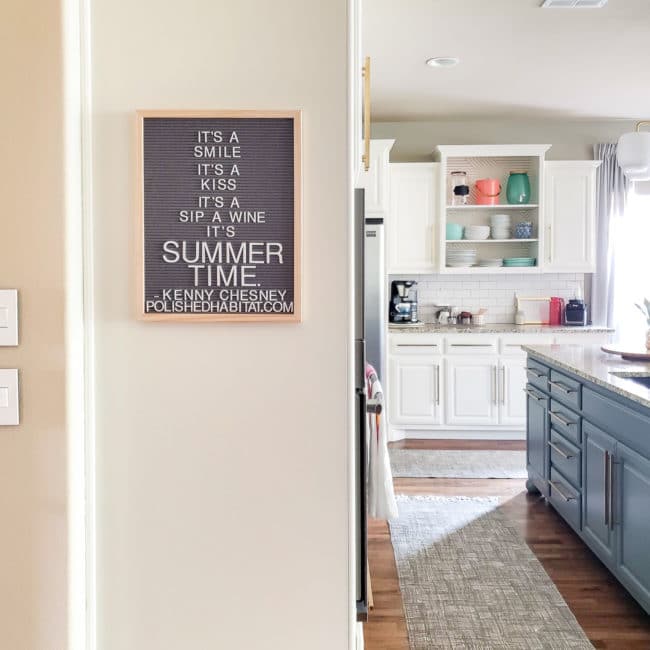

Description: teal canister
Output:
[506,171,531,204]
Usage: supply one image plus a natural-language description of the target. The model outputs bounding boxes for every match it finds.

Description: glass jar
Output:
[450,171,469,205]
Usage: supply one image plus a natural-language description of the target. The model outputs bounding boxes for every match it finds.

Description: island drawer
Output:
[549,399,581,444]
[526,359,549,392]
[548,467,581,531]
[548,428,581,490]
[549,369,582,410]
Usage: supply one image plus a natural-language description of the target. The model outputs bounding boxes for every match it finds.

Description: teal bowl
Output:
[446,223,464,240]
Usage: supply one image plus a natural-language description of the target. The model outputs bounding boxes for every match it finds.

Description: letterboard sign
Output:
[137,110,301,322]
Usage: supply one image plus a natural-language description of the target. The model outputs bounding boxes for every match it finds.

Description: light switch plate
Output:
[0,290,18,346]
[0,369,19,425]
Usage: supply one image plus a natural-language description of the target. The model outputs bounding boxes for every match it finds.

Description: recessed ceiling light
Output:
[541,0,607,7]
[426,57,460,68]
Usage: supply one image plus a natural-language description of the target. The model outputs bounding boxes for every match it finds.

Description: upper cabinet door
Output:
[357,139,394,215]
[387,163,439,274]
[543,161,600,273]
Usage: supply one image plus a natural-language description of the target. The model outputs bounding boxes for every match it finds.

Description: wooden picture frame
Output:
[136,109,302,322]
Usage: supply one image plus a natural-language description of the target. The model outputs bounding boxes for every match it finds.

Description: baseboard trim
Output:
[389,429,526,441]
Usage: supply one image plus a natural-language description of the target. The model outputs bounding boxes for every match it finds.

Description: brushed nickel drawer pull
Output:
[548,440,575,460]
[550,480,576,502]
[524,387,543,401]
[548,380,577,394]
[526,368,545,378]
[549,411,576,427]
[450,343,494,347]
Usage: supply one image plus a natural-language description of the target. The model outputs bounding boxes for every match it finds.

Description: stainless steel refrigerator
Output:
[354,188,368,620]
[364,216,385,383]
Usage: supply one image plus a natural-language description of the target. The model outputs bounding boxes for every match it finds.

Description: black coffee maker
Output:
[389,280,418,323]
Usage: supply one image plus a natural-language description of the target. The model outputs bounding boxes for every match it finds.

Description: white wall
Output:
[373,118,636,161]
[0,1,69,648]
[90,1,352,649]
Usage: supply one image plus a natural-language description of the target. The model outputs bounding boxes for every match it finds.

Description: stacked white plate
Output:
[490,214,512,240]
[447,249,477,267]
[477,258,503,267]
[464,224,490,240]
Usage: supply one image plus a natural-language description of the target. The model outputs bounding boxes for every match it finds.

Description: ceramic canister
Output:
[475,178,501,205]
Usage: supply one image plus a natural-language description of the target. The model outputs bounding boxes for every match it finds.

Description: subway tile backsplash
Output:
[390,273,585,324]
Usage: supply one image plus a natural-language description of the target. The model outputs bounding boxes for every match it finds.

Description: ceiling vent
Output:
[541,0,608,7]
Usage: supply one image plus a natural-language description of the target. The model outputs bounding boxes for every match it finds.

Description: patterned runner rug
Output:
[389,495,593,649]
[389,449,527,479]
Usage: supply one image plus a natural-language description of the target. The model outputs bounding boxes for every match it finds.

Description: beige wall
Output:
[0,0,68,648]
[373,118,637,161]
[90,1,351,649]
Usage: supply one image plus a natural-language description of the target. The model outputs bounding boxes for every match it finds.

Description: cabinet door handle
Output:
[548,380,577,394]
[361,57,370,172]
[550,480,576,502]
[396,344,439,349]
[548,224,553,262]
[492,366,497,404]
[604,450,610,528]
[500,366,505,404]
[549,411,576,428]
[548,440,575,460]
[435,365,440,405]
[524,388,544,402]
[608,453,615,531]
[526,368,545,379]
[450,343,494,348]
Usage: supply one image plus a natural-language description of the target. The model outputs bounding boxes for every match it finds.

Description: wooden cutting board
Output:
[601,343,650,362]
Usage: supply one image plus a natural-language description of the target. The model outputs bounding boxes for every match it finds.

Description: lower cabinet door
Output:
[526,386,548,488]
[615,442,650,610]
[582,422,617,565]
[499,358,527,426]
[445,357,498,426]
[389,356,442,425]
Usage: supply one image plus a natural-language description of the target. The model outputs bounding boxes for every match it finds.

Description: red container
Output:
[549,297,565,325]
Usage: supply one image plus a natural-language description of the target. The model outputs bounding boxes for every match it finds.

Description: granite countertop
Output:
[388,323,615,335]
[523,344,650,409]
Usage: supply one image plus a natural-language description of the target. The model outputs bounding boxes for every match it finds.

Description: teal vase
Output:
[506,172,531,204]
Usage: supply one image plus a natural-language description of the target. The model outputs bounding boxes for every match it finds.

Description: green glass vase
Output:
[506,172,531,204]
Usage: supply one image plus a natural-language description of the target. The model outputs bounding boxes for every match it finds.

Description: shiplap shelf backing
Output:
[435,145,550,273]
[136,110,302,322]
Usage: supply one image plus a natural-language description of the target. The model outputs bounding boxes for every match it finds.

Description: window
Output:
[612,189,650,342]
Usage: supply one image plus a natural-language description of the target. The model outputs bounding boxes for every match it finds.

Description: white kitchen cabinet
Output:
[544,161,600,273]
[445,357,498,426]
[387,163,439,274]
[389,355,442,425]
[357,139,394,215]
[498,358,528,426]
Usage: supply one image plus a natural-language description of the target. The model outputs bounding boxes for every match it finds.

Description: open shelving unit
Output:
[434,145,551,273]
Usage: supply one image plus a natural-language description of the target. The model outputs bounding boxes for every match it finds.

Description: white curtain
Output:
[592,143,629,327]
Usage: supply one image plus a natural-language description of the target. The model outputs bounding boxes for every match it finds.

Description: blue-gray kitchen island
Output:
[523,343,650,617]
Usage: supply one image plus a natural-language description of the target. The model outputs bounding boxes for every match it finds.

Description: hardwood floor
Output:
[365,440,650,650]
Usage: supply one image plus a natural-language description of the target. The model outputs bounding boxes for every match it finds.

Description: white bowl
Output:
[464,225,490,240]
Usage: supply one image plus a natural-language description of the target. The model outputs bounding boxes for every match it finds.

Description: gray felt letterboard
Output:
[137,111,301,322]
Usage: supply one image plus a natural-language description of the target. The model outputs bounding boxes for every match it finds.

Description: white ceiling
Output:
[364,0,650,121]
